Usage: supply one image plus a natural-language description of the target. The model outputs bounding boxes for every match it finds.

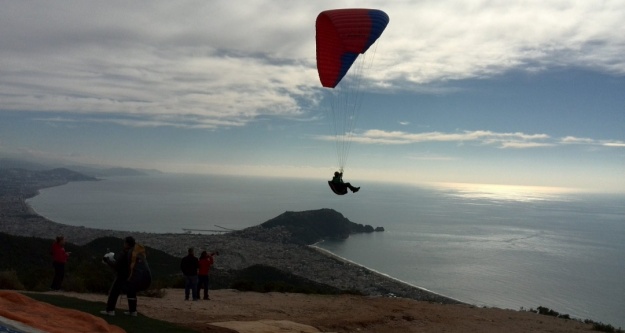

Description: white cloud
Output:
[347,129,551,148]
[560,136,625,148]
[317,129,625,150]
[499,141,555,149]
[560,136,596,144]
[1,1,624,128]
[602,141,625,147]
[378,0,625,85]
[406,153,457,161]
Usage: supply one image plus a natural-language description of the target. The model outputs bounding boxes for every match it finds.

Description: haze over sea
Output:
[27,173,625,327]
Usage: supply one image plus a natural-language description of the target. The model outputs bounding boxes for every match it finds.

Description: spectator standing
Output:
[50,235,70,291]
[180,247,199,301]
[198,251,216,300]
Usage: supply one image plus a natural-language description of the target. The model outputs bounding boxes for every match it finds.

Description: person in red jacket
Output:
[197,251,217,300]
[50,235,70,291]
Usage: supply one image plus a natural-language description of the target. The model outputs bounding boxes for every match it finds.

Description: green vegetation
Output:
[234,208,381,245]
[0,231,361,332]
[0,232,353,296]
[0,233,180,293]
[261,209,377,244]
[584,320,625,333]
[23,292,197,333]
[226,264,359,295]
[0,270,25,290]
[524,306,623,333]
[531,305,571,319]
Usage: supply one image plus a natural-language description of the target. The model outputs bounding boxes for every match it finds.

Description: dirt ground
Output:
[56,289,595,333]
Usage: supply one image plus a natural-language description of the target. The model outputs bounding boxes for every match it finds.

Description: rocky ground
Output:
[50,289,595,333]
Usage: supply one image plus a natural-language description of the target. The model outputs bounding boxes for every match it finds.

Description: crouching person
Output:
[100,236,152,317]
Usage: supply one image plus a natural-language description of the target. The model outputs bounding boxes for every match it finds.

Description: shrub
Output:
[584,319,624,333]
[62,275,87,293]
[0,270,25,290]
[527,306,624,333]
[529,306,571,319]
[18,267,52,290]
[32,280,51,292]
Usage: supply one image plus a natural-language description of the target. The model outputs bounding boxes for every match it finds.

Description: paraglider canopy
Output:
[316,9,389,191]
[316,9,390,88]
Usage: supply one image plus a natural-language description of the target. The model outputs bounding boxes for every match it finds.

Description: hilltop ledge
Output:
[232,208,383,245]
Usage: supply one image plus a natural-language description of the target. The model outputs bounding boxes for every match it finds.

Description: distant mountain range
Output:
[0,167,98,197]
[0,157,162,177]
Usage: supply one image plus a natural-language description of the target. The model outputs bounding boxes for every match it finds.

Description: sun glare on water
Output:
[431,182,578,202]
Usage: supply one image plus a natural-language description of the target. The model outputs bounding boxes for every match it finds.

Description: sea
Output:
[26,173,625,327]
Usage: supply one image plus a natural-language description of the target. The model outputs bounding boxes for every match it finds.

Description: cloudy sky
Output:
[1,0,624,192]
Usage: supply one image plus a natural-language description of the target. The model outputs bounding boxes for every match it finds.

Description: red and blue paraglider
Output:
[316,9,389,195]
[316,9,390,88]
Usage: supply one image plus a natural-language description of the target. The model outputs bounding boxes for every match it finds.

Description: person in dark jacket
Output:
[100,236,140,316]
[180,247,199,301]
[331,171,360,193]
[50,235,70,291]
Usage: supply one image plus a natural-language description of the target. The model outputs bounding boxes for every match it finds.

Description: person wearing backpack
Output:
[100,236,151,317]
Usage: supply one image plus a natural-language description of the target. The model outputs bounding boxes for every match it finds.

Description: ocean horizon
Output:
[26,173,625,327]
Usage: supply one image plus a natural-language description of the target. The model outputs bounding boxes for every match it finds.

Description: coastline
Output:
[2,173,621,331]
[2,191,460,304]
[24,183,455,303]
[310,244,464,303]
[24,194,43,216]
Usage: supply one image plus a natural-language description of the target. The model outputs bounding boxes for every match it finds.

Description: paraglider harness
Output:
[329,171,349,195]
[328,181,348,195]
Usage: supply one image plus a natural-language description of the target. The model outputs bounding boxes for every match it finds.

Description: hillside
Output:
[0,158,161,177]
[232,208,383,245]
[19,289,598,333]
[0,233,180,292]
[0,167,97,197]
[0,232,348,296]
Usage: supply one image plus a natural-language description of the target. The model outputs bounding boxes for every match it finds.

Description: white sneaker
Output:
[100,310,115,316]
[124,311,138,317]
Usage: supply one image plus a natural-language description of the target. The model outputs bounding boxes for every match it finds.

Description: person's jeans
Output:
[198,275,209,299]
[106,279,138,312]
[51,262,65,290]
[184,275,199,300]
[106,278,123,311]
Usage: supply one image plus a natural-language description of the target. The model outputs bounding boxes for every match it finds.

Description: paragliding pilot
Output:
[100,236,151,317]
[330,171,360,194]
